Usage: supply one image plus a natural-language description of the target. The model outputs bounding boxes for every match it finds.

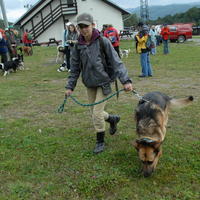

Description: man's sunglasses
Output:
[78,24,89,29]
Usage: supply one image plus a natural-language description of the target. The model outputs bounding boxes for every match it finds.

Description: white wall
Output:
[22,0,125,42]
[37,17,64,43]
[76,0,124,32]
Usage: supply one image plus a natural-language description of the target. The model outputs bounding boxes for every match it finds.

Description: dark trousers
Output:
[64,46,71,70]
[114,46,120,58]
[0,53,8,63]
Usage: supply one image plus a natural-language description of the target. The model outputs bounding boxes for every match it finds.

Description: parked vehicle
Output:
[119,29,133,38]
[167,23,193,43]
[192,26,200,35]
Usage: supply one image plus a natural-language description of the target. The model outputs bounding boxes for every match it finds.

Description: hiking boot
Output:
[93,142,105,154]
[138,75,147,78]
[106,115,120,135]
[93,132,105,154]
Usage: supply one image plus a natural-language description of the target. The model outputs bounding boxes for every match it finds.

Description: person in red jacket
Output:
[104,24,120,57]
[22,29,33,47]
[161,24,170,54]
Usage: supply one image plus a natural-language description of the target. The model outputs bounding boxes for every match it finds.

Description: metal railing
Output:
[29,2,77,39]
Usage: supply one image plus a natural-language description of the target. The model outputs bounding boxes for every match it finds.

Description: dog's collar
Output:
[138,137,164,144]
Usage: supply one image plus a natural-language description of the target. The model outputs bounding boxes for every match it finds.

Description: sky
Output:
[1,0,200,22]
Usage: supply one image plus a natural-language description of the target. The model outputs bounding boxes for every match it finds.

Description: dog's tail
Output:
[169,96,193,108]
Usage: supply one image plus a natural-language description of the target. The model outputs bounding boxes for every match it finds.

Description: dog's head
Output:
[17,54,24,62]
[133,138,162,177]
[12,55,24,68]
[57,45,64,52]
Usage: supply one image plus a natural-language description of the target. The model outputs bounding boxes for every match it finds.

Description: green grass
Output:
[0,40,199,200]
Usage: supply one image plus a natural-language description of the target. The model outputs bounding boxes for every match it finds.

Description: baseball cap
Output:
[77,13,93,25]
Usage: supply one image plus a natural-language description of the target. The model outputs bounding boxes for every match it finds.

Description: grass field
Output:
[0,39,200,200]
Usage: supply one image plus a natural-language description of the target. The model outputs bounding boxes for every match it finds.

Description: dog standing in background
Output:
[120,48,130,58]
[133,91,193,177]
[22,46,32,56]
[56,45,65,63]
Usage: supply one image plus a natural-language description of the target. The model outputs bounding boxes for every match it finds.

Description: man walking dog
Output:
[65,13,133,154]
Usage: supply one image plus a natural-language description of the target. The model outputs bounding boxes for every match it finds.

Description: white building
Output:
[14,0,129,43]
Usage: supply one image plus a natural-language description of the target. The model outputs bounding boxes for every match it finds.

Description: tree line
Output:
[124,7,200,27]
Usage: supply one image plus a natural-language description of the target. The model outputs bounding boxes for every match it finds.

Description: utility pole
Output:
[0,0,9,28]
[140,0,149,23]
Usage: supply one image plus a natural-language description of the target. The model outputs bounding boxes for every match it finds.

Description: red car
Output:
[168,23,193,43]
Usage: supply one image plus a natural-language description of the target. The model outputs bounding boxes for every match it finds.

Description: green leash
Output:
[58,88,125,113]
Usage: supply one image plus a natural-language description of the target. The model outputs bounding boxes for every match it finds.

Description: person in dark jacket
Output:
[0,32,9,63]
[65,13,133,154]
[5,26,17,59]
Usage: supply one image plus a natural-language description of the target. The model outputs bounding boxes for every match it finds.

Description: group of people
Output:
[0,26,18,63]
[58,13,170,154]
[0,26,33,64]
[135,22,170,77]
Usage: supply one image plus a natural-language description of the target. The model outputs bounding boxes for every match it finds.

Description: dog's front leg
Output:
[152,148,162,172]
[3,71,8,76]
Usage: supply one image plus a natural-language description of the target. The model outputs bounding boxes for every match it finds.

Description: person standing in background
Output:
[5,26,17,59]
[161,24,170,54]
[0,32,9,63]
[22,29,33,47]
[149,25,157,55]
[66,23,79,72]
[135,23,153,77]
[104,24,120,57]
[57,22,71,72]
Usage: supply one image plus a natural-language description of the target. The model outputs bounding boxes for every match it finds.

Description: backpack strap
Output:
[99,36,119,99]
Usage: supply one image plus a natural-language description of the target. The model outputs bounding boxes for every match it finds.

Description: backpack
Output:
[146,35,154,51]
[27,33,33,40]
[99,36,119,98]
[106,29,118,44]
[99,36,118,81]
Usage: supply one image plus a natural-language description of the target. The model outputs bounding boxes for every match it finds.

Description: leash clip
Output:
[132,90,150,103]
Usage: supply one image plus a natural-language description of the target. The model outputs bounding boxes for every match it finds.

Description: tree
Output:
[151,7,200,25]
[123,14,138,28]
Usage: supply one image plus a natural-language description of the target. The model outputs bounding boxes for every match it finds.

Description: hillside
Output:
[127,2,200,20]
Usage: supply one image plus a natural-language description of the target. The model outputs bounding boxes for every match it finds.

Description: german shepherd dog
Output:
[133,92,193,177]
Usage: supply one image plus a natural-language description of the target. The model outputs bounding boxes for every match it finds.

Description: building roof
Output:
[14,0,49,25]
[102,0,130,15]
[14,0,130,25]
